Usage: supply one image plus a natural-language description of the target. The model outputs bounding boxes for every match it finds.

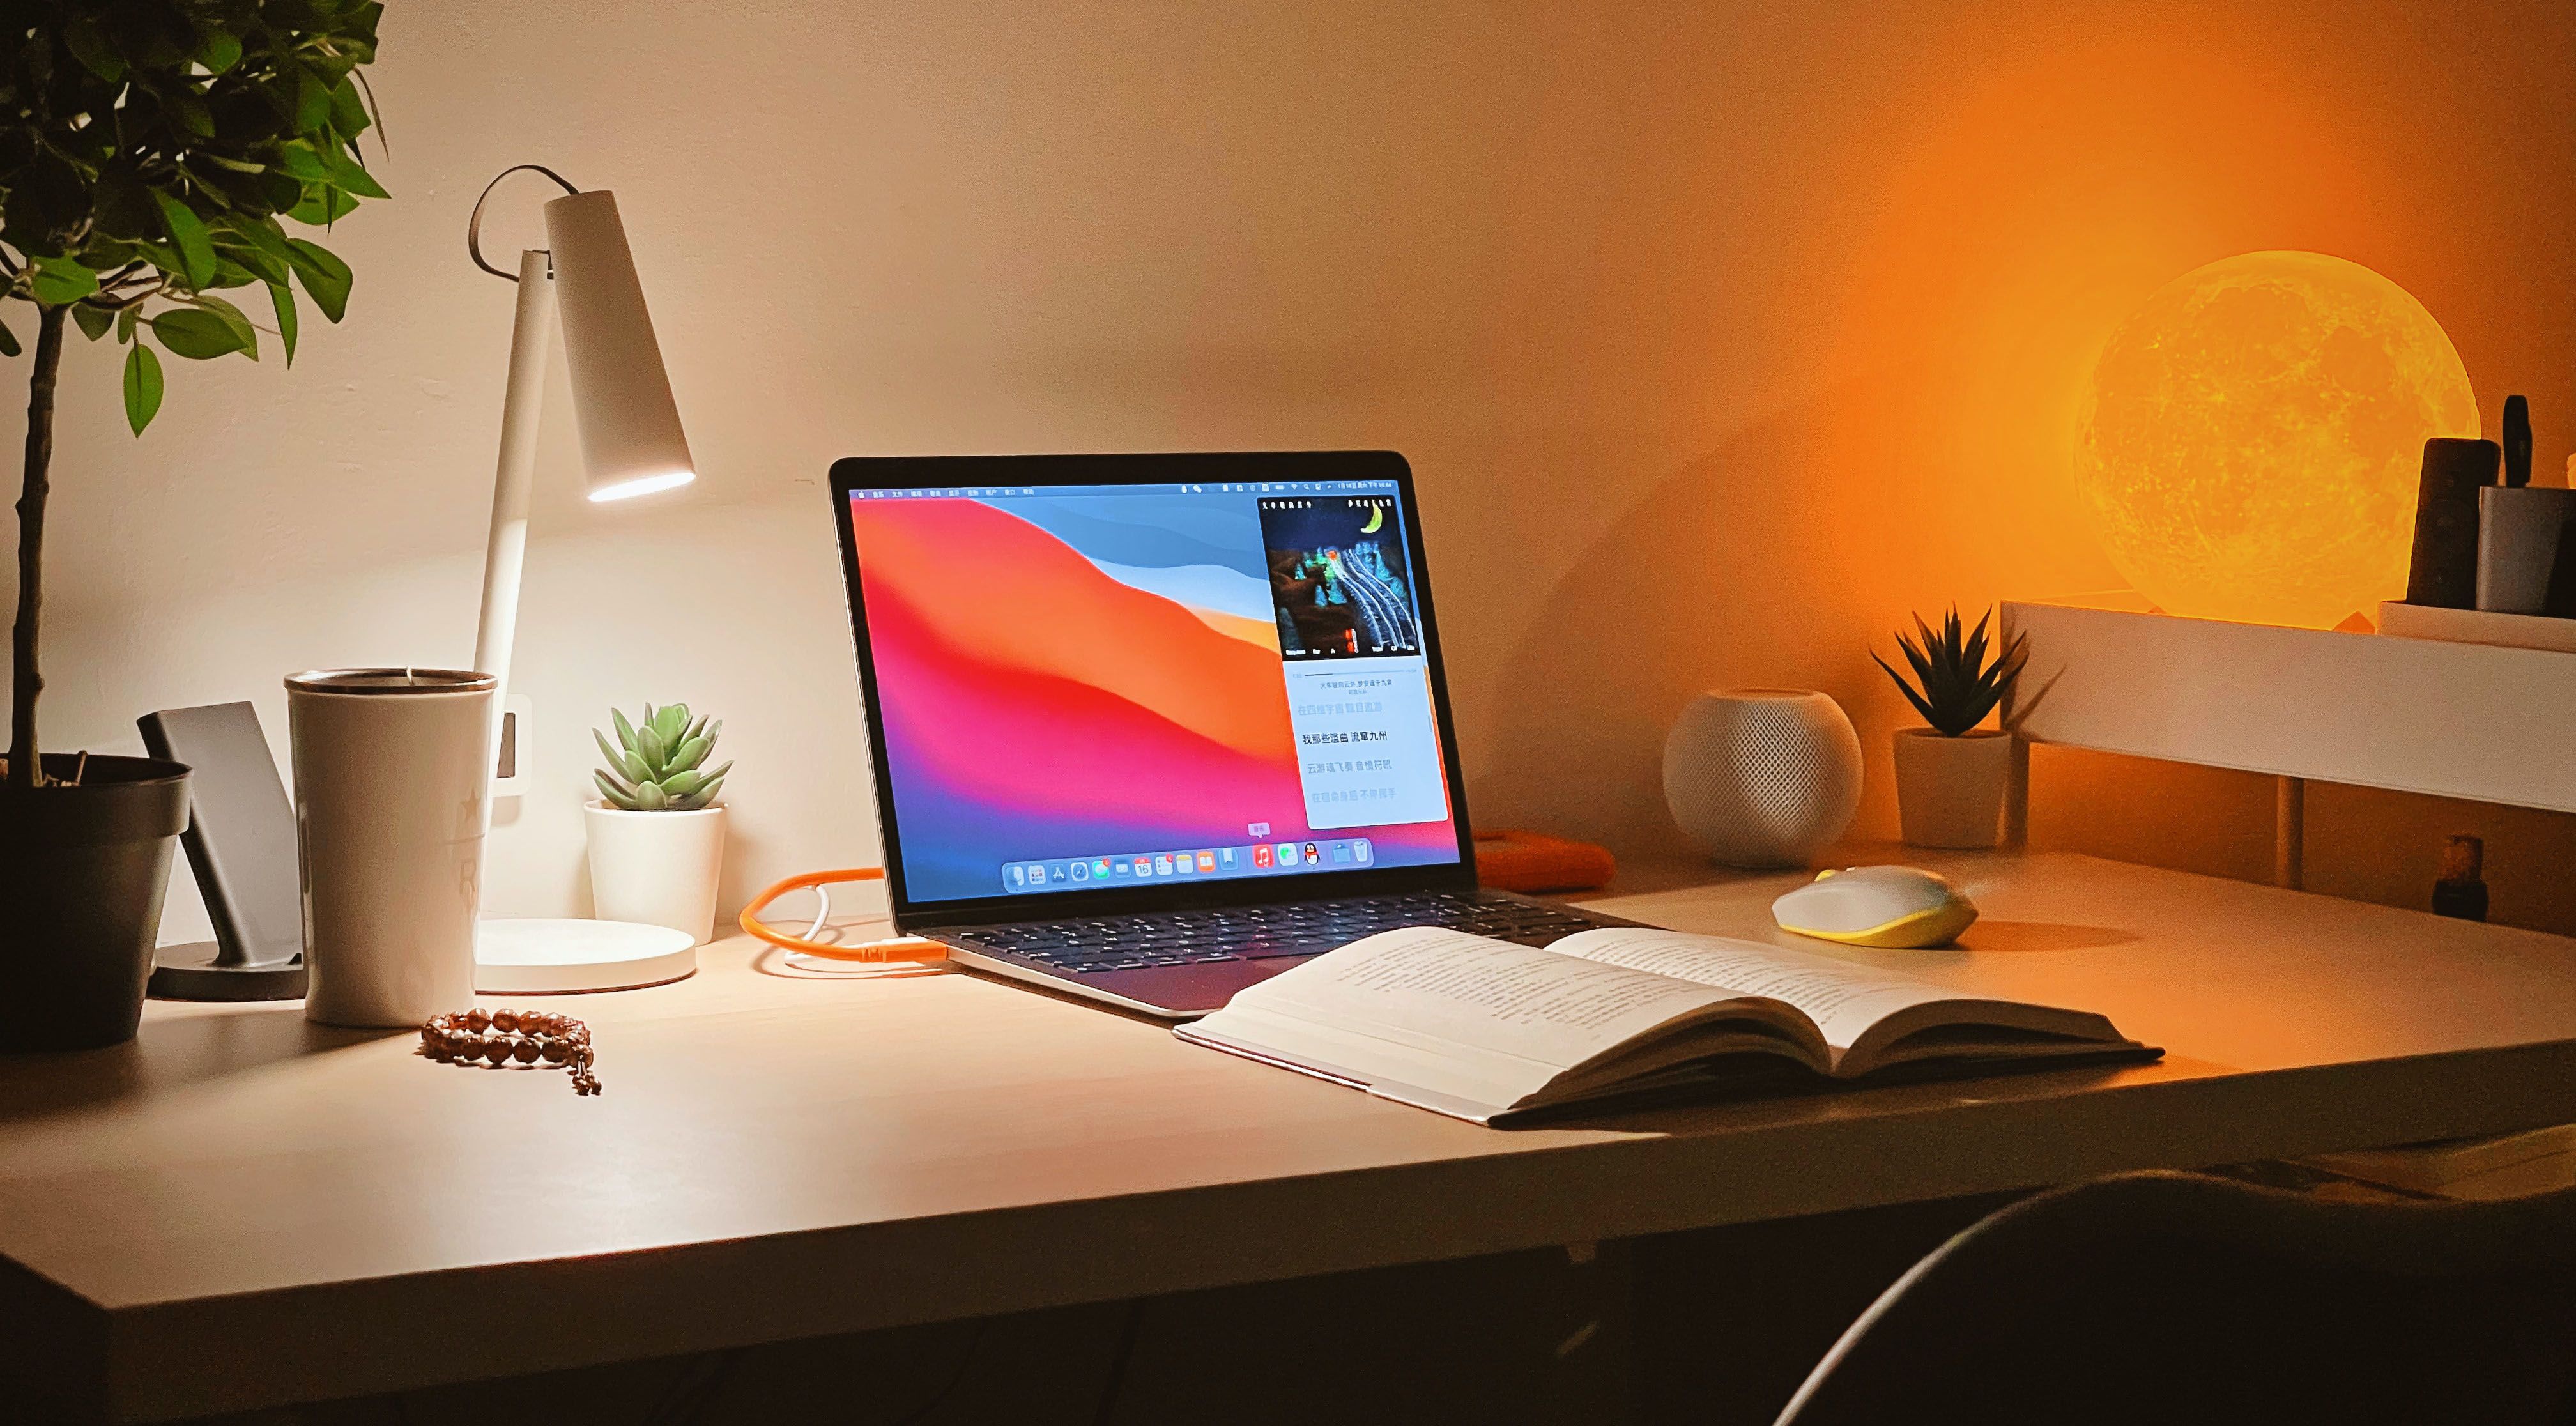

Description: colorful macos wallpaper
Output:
[847,480,1462,905]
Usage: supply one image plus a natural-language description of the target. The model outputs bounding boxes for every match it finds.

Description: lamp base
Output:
[476,919,696,994]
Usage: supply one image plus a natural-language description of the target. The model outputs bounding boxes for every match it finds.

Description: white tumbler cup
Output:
[287,669,495,1027]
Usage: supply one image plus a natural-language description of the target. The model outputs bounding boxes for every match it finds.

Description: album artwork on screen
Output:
[1260,494,1422,660]
[846,478,1463,905]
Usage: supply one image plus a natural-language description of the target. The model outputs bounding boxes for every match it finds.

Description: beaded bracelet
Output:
[419,1008,601,1096]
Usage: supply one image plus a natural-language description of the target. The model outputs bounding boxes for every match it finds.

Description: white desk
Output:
[6,852,2575,1421]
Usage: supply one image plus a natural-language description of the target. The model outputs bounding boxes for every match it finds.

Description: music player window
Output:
[1259,494,1450,831]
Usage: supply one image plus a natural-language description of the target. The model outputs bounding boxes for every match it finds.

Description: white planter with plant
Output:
[1874,607,2028,850]
[588,703,732,944]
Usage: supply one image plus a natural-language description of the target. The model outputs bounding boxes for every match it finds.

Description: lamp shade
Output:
[541,190,696,503]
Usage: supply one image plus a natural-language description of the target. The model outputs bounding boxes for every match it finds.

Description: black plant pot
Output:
[0,754,190,1052]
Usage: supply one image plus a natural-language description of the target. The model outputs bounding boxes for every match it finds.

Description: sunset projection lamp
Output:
[466,165,703,992]
[2073,250,2477,631]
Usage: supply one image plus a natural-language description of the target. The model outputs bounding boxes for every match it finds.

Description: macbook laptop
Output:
[828,451,1634,1017]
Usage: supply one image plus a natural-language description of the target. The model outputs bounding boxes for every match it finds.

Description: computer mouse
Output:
[1771,865,1978,949]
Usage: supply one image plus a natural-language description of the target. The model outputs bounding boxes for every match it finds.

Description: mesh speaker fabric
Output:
[1662,689,1863,868]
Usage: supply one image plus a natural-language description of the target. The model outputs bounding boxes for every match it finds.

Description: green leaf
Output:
[284,238,351,321]
[155,192,218,291]
[150,309,254,360]
[65,19,124,82]
[675,772,727,810]
[633,780,670,811]
[216,238,291,288]
[0,319,18,358]
[288,185,358,226]
[72,305,114,341]
[611,706,640,752]
[594,728,632,774]
[272,144,331,182]
[319,146,390,201]
[661,769,705,798]
[29,256,99,305]
[123,344,164,434]
[198,29,243,74]
[593,772,641,810]
[165,91,215,140]
[330,78,372,139]
[654,704,689,743]
[635,723,668,772]
[667,735,711,774]
[116,306,138,343]
[295,69,334,132]
[188,293,259,353]
[270,282,298,364]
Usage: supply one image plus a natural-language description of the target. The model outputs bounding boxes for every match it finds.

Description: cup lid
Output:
[285,668,498,694]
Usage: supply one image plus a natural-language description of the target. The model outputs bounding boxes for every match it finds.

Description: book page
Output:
[1193,926,1747,1114]
[1239,926,1736,1061]
[1547,926,1969,1052]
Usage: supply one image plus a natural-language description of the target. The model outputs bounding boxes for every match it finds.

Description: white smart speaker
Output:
[1662,689,1864,868]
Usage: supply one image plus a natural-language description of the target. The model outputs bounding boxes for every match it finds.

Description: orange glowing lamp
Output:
[2073,251,2479,629]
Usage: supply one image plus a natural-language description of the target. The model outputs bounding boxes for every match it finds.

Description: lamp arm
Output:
[473,248,558,775]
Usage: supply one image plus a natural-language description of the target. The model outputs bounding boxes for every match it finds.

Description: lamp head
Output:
[540,188,696,504]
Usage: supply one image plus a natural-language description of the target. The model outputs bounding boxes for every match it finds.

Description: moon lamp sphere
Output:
[2073,251,2479,629]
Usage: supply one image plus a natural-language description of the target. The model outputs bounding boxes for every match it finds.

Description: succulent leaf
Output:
[595,704,730,810]
[1875,604,2026,737]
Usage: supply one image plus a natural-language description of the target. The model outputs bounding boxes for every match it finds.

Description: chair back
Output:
[1774,1169,2576,1426]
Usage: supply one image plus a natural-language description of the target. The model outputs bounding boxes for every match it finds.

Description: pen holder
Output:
[287,668,494,1027]
[2476,487,2576,616]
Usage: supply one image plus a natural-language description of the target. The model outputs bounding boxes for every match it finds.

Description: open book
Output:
[1177,926,2154,1124]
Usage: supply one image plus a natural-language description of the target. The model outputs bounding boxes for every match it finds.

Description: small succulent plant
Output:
[1873,606,2028,737]
[593,703,730,811]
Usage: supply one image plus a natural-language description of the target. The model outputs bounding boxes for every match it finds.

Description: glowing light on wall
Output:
[2073,250,2478,629]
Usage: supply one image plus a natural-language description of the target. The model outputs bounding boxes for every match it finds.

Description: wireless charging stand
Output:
[139,703,309,1002]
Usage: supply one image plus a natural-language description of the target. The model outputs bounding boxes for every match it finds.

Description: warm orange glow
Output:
[2073,252,2479,629]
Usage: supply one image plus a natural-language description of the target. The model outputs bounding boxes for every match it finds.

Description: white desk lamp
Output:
[466,165,702,993]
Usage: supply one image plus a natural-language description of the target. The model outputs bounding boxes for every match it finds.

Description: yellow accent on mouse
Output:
[1770,866,1980,949]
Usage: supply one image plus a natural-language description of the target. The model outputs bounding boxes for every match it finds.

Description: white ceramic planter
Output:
[585,802,727,944]
[1892,728,2012,850]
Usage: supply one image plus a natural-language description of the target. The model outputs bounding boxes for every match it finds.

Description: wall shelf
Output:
[2001,594,2576,816]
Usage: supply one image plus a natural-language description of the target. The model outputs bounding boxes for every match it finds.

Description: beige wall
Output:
[4,0,2571,942]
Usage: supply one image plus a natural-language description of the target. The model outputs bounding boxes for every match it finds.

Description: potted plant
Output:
[590,703,732,944]
[1,3,385,1050]
[1873,606,2028,850]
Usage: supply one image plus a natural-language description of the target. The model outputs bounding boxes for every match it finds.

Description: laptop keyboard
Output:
[951,891,1613,975]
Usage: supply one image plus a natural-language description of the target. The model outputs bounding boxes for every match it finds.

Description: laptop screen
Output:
[841,468,1467,907]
